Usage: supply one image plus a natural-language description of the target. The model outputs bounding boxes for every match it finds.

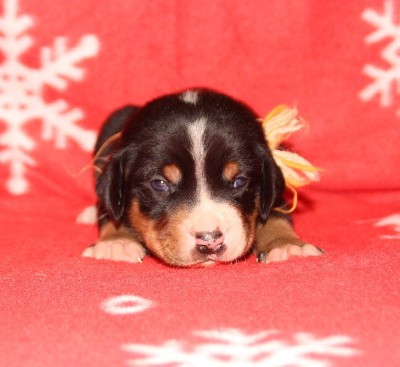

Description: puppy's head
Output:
[97,90,284,266]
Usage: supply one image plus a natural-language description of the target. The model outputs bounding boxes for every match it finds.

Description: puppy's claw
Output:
[256,251,266,262]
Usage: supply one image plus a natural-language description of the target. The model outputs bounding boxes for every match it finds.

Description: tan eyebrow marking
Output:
[223,161,240,181]
[162,164,182,185]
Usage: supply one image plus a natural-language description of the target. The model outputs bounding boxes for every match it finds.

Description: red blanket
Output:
[0,1,399,366]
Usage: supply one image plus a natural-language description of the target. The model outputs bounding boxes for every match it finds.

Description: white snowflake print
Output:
[375,213,400,239]
[0,0,99,195]
[360,0,400,115]
[123,329,358,367]
[101,295,154,315]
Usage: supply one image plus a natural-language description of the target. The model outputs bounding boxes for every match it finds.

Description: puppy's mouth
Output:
[163,253,225,268]
[190,251,249,267]
[199,251,225,263]
[158,251,232,268]
[177,245,251,268]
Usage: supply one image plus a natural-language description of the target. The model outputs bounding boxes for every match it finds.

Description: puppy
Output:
[82,89,323,266]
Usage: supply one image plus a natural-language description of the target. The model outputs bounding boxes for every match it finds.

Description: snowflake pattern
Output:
[360,0,400,115]
[375,213,400,239]
[123,329,358,367]
[101,295,154,315]
[0,0,99,194]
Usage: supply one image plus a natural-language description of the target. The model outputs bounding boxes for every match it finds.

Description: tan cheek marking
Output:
[162,164,182,185]
[155,208,192,263]
[223,161,240,181]
[129,200,155,239]
[129,200,192,265]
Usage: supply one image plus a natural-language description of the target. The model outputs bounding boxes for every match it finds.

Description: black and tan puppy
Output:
[82,89,323,266]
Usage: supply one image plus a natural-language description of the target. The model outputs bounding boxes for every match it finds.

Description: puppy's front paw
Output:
[257,244,324,263]
[82,238,146,263]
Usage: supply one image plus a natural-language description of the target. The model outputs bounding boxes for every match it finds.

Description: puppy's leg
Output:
[254,215,323,263]
[82,222,147,263]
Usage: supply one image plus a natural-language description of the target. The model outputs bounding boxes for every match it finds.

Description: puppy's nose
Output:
[195,230,225,255]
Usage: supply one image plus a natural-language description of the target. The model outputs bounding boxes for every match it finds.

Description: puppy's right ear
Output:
[96,155,126,222]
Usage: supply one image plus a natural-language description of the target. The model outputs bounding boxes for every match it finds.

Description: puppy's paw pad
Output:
[82,238,146,263]
[258,244,323,263]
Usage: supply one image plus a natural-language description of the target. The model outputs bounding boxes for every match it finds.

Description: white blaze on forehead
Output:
[188,118,207,195]
[180,90,199,105]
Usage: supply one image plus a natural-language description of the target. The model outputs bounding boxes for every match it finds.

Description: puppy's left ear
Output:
[259,151,286,223]
[96,154,127,222]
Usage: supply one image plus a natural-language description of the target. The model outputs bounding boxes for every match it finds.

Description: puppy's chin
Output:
[152,250,249,268]
[142,229,255,268]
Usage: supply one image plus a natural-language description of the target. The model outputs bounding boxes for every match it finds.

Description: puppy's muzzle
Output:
[195,230,225,255]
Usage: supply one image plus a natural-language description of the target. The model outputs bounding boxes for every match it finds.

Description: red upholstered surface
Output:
[0,1,399,366]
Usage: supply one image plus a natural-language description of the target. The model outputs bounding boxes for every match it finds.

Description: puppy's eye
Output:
[231,176,248,189]
[150,179,170,192]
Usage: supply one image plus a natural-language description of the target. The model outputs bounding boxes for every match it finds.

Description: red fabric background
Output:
[0,0,399,366]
